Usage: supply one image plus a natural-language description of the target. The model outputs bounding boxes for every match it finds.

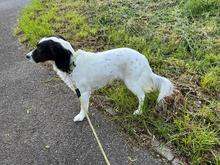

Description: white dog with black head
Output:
[26,36,173,122]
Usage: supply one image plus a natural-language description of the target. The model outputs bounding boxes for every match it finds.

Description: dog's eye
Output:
[37,48,42,53]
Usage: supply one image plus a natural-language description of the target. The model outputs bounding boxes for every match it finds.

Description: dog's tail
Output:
[152,73,173,102]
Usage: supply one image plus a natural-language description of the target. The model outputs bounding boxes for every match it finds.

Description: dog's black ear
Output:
[50,42,72,73]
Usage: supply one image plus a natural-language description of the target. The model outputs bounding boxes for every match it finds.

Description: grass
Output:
[16,0,220,164]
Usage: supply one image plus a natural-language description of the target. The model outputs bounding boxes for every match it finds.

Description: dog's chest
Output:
[52,63,76,91]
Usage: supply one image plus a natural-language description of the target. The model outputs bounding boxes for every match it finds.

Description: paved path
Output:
[0,0,161,164]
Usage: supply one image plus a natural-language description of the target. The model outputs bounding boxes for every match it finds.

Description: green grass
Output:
[15,0,98,47]
[15,0,53,45]
[16,0,220,164]
[184,0,220,16]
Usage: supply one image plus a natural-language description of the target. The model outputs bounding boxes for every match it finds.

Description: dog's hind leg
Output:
[74,91,91,122]
[124,80,145,115]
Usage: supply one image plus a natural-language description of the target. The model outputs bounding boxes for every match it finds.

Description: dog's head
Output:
[26,36,75,73]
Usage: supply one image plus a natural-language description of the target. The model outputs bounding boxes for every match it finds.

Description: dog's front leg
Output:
[74,91,91,122]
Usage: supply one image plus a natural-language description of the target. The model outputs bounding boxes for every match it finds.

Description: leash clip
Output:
[75,88,81,97]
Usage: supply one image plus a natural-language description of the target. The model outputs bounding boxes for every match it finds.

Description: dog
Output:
[26,36,173,122]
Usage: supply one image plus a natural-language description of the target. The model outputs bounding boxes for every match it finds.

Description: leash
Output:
[85,113,111,165]
[75,89,110,165]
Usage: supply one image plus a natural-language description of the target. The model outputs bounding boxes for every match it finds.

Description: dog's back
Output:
[72,48,153,88]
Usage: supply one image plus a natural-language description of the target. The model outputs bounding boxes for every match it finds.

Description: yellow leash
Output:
[76,89,110,164]
[85,113,111,165]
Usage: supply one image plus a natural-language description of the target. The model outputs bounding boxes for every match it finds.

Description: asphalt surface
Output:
[0,0,161,164]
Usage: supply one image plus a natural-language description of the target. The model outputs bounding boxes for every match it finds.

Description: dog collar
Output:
[68,52,77,73]
[68,60,76,73]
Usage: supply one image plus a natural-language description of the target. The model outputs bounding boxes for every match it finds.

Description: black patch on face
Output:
[32,40,72,73]
[32,40,55,63]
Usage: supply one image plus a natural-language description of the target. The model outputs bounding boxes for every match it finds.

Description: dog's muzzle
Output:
[26,50,35,63]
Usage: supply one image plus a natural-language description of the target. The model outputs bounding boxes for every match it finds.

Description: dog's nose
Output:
[26,55,30,59]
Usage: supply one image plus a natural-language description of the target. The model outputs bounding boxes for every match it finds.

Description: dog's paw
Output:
[73,114,85,122]
[133,109,142,115]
